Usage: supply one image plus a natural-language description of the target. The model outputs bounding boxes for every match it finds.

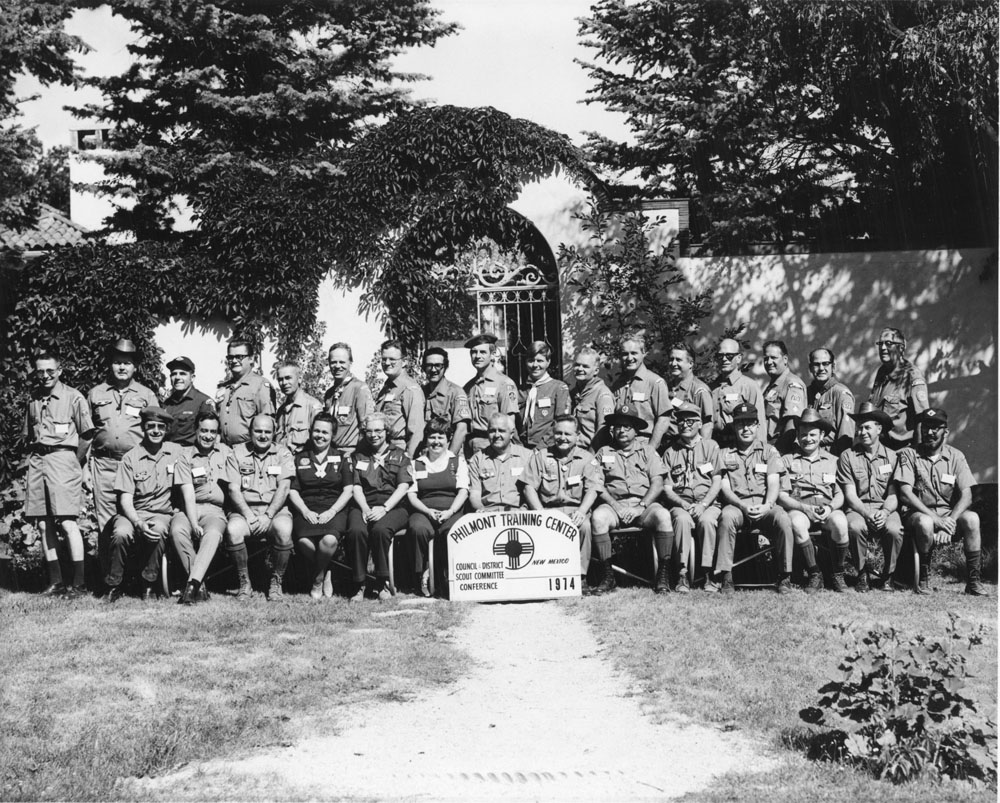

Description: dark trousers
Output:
[103,513,170,587]
[345,507,410,583]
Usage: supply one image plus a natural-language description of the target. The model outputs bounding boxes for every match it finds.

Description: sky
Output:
[17,0,630,151]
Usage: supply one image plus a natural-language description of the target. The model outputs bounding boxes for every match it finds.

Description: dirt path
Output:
[140,601,772,801]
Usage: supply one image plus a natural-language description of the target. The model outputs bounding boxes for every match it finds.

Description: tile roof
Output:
[0,203,89,251]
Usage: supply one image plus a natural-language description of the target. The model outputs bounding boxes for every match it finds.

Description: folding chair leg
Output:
[161,553,171,597]
[387,529,407,595]
[428,540,435,596]
[913,548,920,592]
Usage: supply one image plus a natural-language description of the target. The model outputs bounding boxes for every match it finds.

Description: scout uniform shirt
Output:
[719,439,783,505]
[226,442,295,508]
[610,364,671,440]
[114,441,185,515]
[662,435,722,506]
[781,448,839,505]
[836,442,897,509]
[173,442,235,508]
[351,445,410,506]
[275,389,323,452]
[216,371,275,446]
[88,380,158,458]
[464,366,519,438]
[594,443,666,502]
[763,369,807,443]
[893,445,974,516]
[570,376,614,449]
[468,444,531,508]
[869,365,929,446]
[423,377,472,429]
[808,378,855,453]
[666,375,713,436]
[520,376,571,448]
[521,446,603,507]
[375,372,425,450]
[710,369,766,440]
[163,385,215,446]
[323,374,374,452]
[25,381,92,451]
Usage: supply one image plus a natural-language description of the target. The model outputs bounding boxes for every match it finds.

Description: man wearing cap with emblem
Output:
[162,355,214,446]
[520,415,603,593]
[468,412,531,511]
[224,414,295,601]
[762,340,807,454]
[894,407,985,596]
[375,339,425,457]
[709,338,765,448]
[806,347,855,455]
[274,362,322,453]
[216,337,275,446]
[324,341,374,456]
[463,333,519,455]
[24,351,93,598]
[609,335,672,452]
[778,408,850,592]
[86,339,158,535]
[590,404,673,595]
[520,341,571,449]
[421,346,472,455]
[714,402,794,594]
[661,401,722,593]
[666,344,713,440]
[836,402,903,592]
[102,407,183,601]
[569,346,614,450]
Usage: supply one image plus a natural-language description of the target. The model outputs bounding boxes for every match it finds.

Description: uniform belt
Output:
[32,444,75,454]
[92,448,128,460]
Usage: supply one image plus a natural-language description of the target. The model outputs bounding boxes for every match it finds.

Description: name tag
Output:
[355,460,370,471]
[878,464,892,475]
[414,470,428,480]
[192,466,207,478]
[632,391,647,402]
[538,397,552,408]
[383,393,395,402]
[124,405,142,417]
[511,467,524,477]
[266,466,282,475]
[724,393,738,403]
[822,473,836,484]
[671,397,682,408]
[566,474,582,486]
[483,388,497,400]
[166,463,174,474]
[327,456,341,465]
[754,463,768,474]
[941,473,956,485]
[698,462,714,475]
[54,423,70,435]
[601,455,616,465]
[336,405,350,416]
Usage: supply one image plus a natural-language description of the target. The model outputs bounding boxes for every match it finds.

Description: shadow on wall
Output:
[678,248,997,482]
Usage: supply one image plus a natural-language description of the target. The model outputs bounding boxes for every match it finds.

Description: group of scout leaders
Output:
[23,324,987,603]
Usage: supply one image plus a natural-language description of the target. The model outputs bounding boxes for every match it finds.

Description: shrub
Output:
[800,615,997,787]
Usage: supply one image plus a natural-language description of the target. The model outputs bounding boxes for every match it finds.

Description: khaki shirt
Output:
[376,372,425,448]
[781,449,839,505]
[226,442,294,507]
[520,377,571,448]
[666,374,713,435]
[465,367,519,433]
[610,364,671,438]
[710,370,766,438]
[468,444,531,508]
[594,443,666,501]
[869,365,929,446]
[423,378,472,427]
[720,440,782,504]
[570,377,614,449]
[521,446,602,506]
[808,378,856,454]
[893,445,973,516]
[763,369,807,443]
[115,441,185,515]
[89,380,158,458]
[174,442,234,507]
[163,386,215,446]
[662,435,722,505]
[275,389,323,453]
[324,375,374,451]
[25,381,92,448]
[836,443,897,505]
[216,372,275,446]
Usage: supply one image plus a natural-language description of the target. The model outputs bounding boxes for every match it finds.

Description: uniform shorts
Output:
[25,450,83,518]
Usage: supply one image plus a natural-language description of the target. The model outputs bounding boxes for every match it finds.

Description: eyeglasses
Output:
[144,423,167,431]
[736,421,758,428]
[36,369,58,376]
[875,340,902,348]
[677,418,698,426]
[423,363,445,370]
[226,354,249,362]
[715,352,739,360]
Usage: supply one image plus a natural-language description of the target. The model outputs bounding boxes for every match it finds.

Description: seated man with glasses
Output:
[709,338,765,448]
[806,347,855,455]
[216,337,275,447]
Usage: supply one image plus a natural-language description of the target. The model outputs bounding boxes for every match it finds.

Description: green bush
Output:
[801,615,997,787]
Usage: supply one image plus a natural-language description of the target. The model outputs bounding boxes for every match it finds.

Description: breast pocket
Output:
[236,398,257,419]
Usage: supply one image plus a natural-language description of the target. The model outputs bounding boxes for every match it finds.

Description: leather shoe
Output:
[41,583,67,596]
[103,585,125,603]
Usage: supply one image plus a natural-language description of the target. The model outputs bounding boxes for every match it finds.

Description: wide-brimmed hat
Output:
[795,407,834,433]
[606,404,648,431]
[107,338,139,359]
[848,401,893,430]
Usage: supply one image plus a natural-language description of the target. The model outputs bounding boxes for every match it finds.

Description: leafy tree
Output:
[579,0,998,251]
[33,145,71,216]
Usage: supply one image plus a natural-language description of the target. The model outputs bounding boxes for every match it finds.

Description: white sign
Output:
[448,510,582,602]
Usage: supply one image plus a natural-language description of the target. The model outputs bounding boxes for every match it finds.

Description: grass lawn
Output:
[0,592,465,802]
[569,576,998,803]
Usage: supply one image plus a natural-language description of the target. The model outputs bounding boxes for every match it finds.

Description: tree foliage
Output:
[579,0,999,251]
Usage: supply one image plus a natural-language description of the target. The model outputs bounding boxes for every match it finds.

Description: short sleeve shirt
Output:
[291,448,353,510]
[275,390,323,453]
[836,444,897,505]
[763,370,807,442]
[226,442,295,507]
[25,382,92,448]
[719,440,783,504]
[423,378,472,428]
[869,365,929,446]
[610,364,671,437]
[808,379,856,453]
[521,446,603,506]
[667,375,713,434]
[521,378,571,448]
[89,380,158,457]
[662,436,722,505]
[173,443,234,507]
[468,445,531,508]
[216,372,275,446]
[710,370,766,435]
[781,449,840,505]
[570,378,614,449]
[593,443,666,501]
[376,373,425,446]
[163,386,215,446]
[351,445,410,507]
[465,367,519,432]
[324,375,374,451]
[115,441,185,515]
[893,445,973,515]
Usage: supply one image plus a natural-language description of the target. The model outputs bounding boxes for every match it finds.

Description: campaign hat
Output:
[848,401,893,430]
[795,407,834,433]
[107,338,139,359]
[605,404,648,432]
[166,355,195,372]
